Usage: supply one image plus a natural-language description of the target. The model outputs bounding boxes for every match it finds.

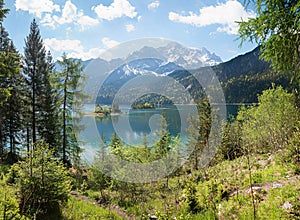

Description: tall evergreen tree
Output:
[1,42,22,163]
[187,98,211,170]
[23,19,58,148]
[0,1,22,162]
[23,19,44,144]
[56,53,87,165]
[37,51,60,149]
[0,0,10,106]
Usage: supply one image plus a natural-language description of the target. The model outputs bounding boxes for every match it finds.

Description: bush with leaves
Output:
[237,85,298,152]
[8,141,71,218]
[0,183,28,220]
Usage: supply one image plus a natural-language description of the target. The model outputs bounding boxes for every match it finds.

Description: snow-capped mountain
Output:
[125,42,222,69]
[157,42,222,69]
[82,43,222,103]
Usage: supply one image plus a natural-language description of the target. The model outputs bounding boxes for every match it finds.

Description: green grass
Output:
[61,196,125,220]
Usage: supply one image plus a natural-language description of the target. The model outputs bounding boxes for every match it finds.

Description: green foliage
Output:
[187,98,211,170]
[8,142,71,218]
[220,120,243,160]
[55,53,87,165]
[61,197,123,220]
[237,86,298,152]
[281,129,300,174]
[131,101,155,109]
[238,0,300,77]
[0,182,28,220]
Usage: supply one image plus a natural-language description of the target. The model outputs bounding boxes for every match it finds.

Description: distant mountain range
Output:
[81,42,222,103]
[80,44,295,105]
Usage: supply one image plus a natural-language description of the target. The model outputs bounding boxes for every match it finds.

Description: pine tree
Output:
[23,19,57,148]
[23,19,45,144]
[56,53,87,165]
[0,0,11,105]
[1,42,22,163]
[37,51,60,150]
[0,1,22,162]
[187,98,211,170]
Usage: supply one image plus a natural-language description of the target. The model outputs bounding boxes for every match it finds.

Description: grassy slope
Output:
[78,153,299,219]
[1,152,299,219]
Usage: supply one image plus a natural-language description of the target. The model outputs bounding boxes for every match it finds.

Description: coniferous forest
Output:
[0,0,300,219]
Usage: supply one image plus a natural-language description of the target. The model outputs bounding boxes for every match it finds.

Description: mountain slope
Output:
[170,46,295,104]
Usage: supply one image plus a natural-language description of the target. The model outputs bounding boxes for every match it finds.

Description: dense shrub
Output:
[8,142,71,218]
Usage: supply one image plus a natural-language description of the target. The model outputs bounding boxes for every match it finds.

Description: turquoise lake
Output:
[77,104,241,162]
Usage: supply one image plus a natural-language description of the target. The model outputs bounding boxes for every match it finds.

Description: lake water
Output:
[77,104,241,162]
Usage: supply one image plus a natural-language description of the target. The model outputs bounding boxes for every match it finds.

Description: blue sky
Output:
[3,0,257,62]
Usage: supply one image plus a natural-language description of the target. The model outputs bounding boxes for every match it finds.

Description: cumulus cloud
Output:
[67,47,105,60]
[148,1,160,10]
[125,24,135,32]
[53,0,77,25]
[102,37,120,48]
[26,0,99,30]
[168,0,256,35]
[44,38,105,60]
[15,0,60,18]
[44,38,84,53]
[40,13,56,29]
[51,0,99,30]
[93,0,137,21]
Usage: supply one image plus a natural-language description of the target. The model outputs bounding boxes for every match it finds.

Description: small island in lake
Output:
[131,102,155,110]
[94,102,122,116]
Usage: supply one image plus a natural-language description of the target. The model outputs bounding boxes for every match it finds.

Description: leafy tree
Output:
[8,141,71,218]
[237,85,298,152]
[239,0,300,78]
[220,119,243,160]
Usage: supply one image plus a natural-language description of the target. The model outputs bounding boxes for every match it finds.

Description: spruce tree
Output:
[23,19,58,149]
[0,1,22,162]
[56,53,87,165]
[0,0,10,105]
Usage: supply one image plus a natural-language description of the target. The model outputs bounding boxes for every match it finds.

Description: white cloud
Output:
[44,38,105,60]
[125,24,135,32]
[76,14,100,30]
[102,37,120,48]
[68,47,105,60]
[41,0,99,30]
[168,0,256,35]
[93,0,137,21]
[148,1,160,10]
[40,13,56,29]
[15,0,60,18]
[53,0,77,25]
[44,38,84,53]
